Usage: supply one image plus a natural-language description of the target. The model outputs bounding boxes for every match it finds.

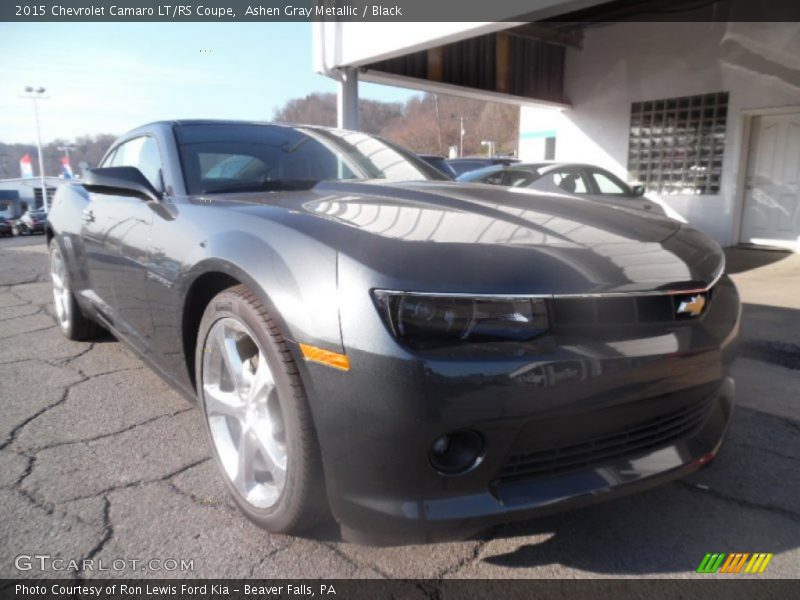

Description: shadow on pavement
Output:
[724,245,792,274]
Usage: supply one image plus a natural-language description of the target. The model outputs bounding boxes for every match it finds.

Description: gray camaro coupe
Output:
[46,121,740,542]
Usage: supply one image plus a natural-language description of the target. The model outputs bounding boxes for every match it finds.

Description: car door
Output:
[81,136,161,348]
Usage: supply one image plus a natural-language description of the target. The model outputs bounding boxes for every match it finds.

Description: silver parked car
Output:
[458,162,674,218]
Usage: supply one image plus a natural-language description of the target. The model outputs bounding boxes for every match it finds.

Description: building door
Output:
[740,112,800,250]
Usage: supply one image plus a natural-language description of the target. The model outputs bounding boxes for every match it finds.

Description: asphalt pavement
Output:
[1,234,798,579]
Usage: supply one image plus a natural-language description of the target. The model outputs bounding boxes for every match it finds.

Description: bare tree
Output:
[272,91,519,156]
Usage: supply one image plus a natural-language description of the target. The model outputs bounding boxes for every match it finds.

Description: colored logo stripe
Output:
[720,553,749,573]
[697,553,726,573]
[745,553,774,573]
[696,552,773,574]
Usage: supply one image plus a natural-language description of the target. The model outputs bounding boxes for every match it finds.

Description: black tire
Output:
[49,242,101,341]
[195,284,327,533]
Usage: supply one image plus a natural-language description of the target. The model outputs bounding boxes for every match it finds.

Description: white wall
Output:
[519,21,800,246]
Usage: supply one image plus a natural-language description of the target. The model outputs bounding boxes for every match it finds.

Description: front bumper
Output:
[342,378,733,544]
[295,276,740,543]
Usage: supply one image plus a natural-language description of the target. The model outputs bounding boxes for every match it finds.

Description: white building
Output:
[313,4,800,250]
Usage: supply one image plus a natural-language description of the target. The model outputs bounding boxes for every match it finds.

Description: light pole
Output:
[21,86,50,212]
[450,115,468,157]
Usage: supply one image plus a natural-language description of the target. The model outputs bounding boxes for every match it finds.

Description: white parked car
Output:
[458,162,685,221]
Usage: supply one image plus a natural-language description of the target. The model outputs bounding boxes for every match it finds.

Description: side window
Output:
[502,169,537,188]
[590,170,628,195]
[549,170,590,194]
[110,136,163,191]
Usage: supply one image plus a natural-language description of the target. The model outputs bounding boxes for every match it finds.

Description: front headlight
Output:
[373,291,549,346]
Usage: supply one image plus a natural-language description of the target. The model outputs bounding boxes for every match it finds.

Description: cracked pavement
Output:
[1,236,798,579]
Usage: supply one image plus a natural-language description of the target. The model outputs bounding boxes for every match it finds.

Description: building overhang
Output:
[359,68,571,110]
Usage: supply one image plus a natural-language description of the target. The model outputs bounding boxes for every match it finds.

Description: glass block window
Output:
[628,92,728,195]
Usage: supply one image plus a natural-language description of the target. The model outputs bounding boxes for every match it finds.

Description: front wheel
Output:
[49,243,100,340]
[195,285,327,533]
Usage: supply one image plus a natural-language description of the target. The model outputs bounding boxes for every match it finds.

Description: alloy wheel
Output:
[50,247,71,330]
[201,317,288,509]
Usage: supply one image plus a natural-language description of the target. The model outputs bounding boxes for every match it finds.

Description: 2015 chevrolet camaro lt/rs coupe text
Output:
[46,121,740,542]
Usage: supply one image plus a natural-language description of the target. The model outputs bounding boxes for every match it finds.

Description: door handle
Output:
[82,210,95,224]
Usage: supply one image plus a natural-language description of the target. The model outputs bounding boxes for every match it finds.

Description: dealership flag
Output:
[20,154,33,178]
[61,156,74,179]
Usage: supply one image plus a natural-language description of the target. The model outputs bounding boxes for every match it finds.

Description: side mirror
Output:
[83,167,161,202]
[631,184,646,197]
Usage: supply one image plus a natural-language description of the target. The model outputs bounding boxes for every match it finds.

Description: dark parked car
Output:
[0,216,13,237]
[46,121,739,542]
[15,209,47,235]
[447,156,520,176]
[458,162,674,217]
[417,154,457,179]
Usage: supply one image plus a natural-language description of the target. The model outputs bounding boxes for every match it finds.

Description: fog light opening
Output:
[429,430,484,475]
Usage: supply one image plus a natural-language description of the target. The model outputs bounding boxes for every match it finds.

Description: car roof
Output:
[448,156,519,162]
[137,119,349,134]
[477,161,611,171]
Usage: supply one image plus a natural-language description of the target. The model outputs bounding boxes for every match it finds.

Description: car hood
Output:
[213,180,724,295]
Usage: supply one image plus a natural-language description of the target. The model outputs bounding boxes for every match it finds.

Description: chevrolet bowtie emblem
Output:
[677,294,707,317]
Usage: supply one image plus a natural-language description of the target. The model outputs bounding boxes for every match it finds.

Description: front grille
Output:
[496,399,712,484]
[552,290,711,327]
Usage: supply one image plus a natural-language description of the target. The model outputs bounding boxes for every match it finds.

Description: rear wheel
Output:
[195,285,327,533]
[49,243,100,340]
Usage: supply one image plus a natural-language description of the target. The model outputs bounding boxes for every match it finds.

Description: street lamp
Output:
[20,86,50,212]
[57,144,76,161]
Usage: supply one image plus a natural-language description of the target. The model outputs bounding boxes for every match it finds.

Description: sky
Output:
[0,22,420,144]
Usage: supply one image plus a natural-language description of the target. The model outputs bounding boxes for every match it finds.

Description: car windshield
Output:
[448,160,493,176]
[456,165,505,182]
[420,156,456,179]
[457,164,549,184]
[176,124,448,195]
